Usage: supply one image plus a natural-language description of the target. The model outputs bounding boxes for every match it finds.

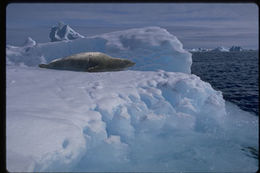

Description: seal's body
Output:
[39,52,135,72]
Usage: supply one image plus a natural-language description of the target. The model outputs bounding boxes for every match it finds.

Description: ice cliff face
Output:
[49,22,85,42]
[7,26,192,73]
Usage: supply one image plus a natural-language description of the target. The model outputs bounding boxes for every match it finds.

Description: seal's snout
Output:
[130,61,135,66]
[124,60,135,67]
[39,64,48,68]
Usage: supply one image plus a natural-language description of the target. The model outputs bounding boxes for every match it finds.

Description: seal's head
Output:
[104,58,135,71]
[39,64,48,68]
[121,59,135,68]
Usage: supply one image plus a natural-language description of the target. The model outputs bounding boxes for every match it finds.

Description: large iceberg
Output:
[7,27,192,73]
[6,27,258,172]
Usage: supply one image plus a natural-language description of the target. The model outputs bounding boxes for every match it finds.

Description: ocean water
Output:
[191,51,259,116]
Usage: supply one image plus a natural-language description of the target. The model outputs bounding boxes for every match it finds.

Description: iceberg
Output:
[23,37,37,47]
[211,46,229,52]
[189,48,211,52]
[7,26,192,73]
[6,27,258,172]
[49,22,85,42]
[229,46,243,52]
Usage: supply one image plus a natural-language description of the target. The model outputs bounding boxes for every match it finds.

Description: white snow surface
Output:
[6,66,258,172]
[6,27,258,172]
[6,27,192,73]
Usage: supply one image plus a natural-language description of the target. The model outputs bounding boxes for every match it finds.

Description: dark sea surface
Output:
[191,51,259,116]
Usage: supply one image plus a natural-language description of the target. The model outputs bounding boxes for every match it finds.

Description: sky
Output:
[6,3,258,49]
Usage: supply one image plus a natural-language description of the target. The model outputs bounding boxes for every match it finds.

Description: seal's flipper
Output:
[87,65,101,72]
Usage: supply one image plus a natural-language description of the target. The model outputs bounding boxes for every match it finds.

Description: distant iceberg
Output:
[23,37,36,47]
[211,46,229,52]
[229,46,243,52]
[189,46,253,53]
[49,22,85,42]
[189,48,211,52]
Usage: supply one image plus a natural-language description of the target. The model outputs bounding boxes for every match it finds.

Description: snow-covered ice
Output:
[6,27,258,172]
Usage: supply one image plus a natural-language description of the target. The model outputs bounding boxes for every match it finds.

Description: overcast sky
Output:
[6,3,258,49]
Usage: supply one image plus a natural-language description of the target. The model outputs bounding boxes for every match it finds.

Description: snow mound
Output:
[6,66,258,172]
[6,27,192,73]
[49,22,85,42]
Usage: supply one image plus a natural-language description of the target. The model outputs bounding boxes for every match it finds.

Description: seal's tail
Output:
[39,64,48,68]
